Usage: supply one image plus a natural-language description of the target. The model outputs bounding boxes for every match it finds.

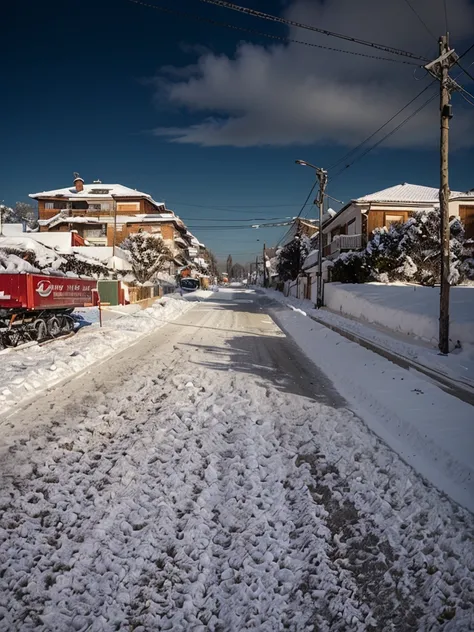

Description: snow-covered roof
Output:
[29,183,166,210]
[452,189,474,199]
[302,249,319,270]
[39,214,102,227]
[355,183,463,204]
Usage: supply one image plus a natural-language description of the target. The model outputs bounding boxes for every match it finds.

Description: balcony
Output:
[323,233,363,258]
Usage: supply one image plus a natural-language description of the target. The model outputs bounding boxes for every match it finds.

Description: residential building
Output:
[29,175,207,274]
[322,183,474,259]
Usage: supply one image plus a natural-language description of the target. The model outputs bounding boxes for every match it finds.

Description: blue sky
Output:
[2,0,473,263]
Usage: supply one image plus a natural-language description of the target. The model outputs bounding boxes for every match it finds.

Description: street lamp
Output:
[295,159,328,308]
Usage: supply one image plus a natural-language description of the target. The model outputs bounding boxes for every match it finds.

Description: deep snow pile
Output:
[324,282,474,346]
[0,359,473,631]
[0,297,196,415]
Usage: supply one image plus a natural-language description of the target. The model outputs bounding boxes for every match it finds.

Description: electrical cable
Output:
[127,0,421,65]
[328,79,437,171]
[443,0,449,34]
[330,91,438,181]
[275,181,318,247]
[181,216,293,222]
[401,0,437,41]
[197,0,429,61]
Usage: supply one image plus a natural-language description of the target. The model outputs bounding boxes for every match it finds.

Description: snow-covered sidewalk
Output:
[264,288,474,513]
[269,288,474,392]
[0,310,473,631]
[0,295,203,416]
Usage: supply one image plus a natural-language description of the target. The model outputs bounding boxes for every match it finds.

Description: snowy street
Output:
[0,289,473,631]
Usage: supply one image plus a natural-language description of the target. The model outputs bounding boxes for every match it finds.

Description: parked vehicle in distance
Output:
[180,278,200,292]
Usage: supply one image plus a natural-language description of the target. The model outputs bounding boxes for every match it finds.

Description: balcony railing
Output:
[323,233,363,257]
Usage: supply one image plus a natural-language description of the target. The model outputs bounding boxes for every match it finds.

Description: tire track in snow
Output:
[0,304,473,630]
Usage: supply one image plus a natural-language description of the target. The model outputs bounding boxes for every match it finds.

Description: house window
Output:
[90,189,111,195]
[83,227,106,239]
[385,213,405,228]
[71,201,88,210]
[460,205,474,240]
[45,201,66,210]
[88,204,102,211]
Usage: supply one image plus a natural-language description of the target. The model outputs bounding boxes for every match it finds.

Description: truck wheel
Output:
[58,315,74,334]
[33,319,48,342]
[2,329,22,348]
[47,316,61,338]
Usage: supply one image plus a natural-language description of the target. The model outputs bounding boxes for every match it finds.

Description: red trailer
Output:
[0,273,97,347]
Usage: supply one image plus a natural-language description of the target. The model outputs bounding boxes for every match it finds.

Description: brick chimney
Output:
[73,174,84,192]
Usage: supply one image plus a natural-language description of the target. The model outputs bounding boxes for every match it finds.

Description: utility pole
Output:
[263,243,267,288]
[255,255,259,285]
[316,170,328,308]
[295,160,328,308]
[424,35,457,354]
[438,34,451,355]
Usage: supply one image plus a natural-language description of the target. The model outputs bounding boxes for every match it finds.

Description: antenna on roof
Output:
[73,172,80,179]
[93,179,102,184]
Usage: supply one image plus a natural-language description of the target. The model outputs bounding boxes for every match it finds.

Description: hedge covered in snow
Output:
[330,209,473,286]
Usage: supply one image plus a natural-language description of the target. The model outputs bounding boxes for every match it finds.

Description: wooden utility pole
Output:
[424,35,457,354]
[255,255,259,285]
[438,34,451,354]
[316,170,328,308]
[263,243,267,288]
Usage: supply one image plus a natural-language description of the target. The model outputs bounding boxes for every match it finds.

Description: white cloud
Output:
[153,0,474,148]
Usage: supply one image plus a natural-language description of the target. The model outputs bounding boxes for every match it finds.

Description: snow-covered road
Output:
[0,290,473,631]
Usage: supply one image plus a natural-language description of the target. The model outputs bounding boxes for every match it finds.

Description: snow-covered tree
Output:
[0,202,37,228]
[277,234,312,281]
[332,209,467,286]
[121,232,172,284]
[203,248,219,278]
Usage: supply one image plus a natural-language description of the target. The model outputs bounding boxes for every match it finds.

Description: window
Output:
[45,200,66,210]
[88,204,102,211]
[90,189,111,195]
[385,213,405,227]
[71,201,88,210]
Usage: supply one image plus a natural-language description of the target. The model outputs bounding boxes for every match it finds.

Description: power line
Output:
[328,79,437,171]
[443,0,449,33]
[458,91,474,107]
[401,0,436,41]
[454,61,474,83]
[330,91,438,181]
[181,216,293,221]
[275,181,318,247]
[169,200,302,209]
[127,0,421,65]
[457,42,474,62]
[198,0,428,61]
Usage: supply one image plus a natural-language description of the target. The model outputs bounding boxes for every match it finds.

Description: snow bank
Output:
[0,297,196,416]
[325,282,474,345]
[265,289,474,513]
